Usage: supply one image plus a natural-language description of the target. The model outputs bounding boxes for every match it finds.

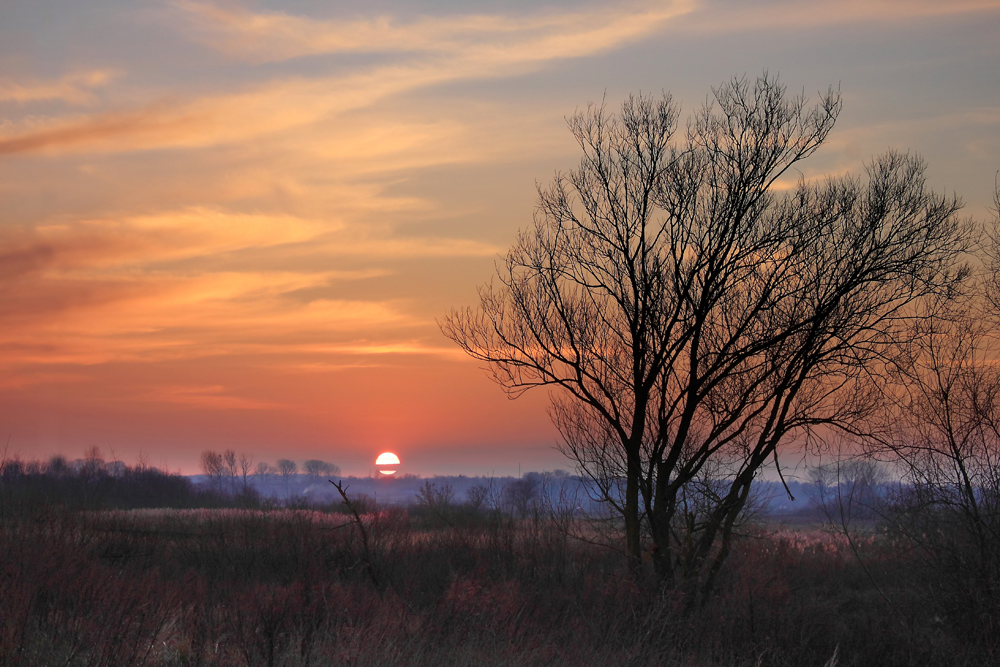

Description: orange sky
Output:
[1,0,998,475]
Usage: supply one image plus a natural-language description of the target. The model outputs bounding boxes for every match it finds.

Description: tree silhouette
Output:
[442,73,971,590]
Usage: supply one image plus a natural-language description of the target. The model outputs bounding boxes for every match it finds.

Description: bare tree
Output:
[985,173,1000,312]
[304,459,340,480]
[863,302,1000,634]
[276,459,297,478]
[416,480,455,510]
[442,73,970,590]
[857,183,1000,634]
[46,455,70,477]
[276,459,297,497]
[81,446,105,481]
[223,449,238,494]
[503,476,539,519]
[238,452,255,492]
[466,484,491,511]
[200,450,225,492]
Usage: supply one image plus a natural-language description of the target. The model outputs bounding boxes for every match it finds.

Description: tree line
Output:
[199,449,341,494]
[0,447,218,512]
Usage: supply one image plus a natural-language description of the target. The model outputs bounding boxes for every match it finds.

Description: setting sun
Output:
[375,452,400,475]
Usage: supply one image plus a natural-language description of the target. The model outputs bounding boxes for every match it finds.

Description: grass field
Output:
[1,493,995,667]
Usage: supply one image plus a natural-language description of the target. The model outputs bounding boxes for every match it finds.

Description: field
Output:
[2,488,995,667]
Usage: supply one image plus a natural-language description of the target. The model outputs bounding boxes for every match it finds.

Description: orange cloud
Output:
[174,0,695,62]
[149,385,287,411]
[0,69,487,156]
[0,0,691,158]
[0,199,501,388]
[0,70,120,106]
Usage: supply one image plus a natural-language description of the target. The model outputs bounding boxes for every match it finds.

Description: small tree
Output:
[860,182,1000,636]
[416,480,455,509]
[503,476,539,519]
[276,459,297,477]
[442,73,970,590]
[466,484,491,511]
[303,459,339,479]
[200,450,225,492]
[238,453,255,492]
[223,449,238,494]
[276,459,297,497]
[81,446,105,481]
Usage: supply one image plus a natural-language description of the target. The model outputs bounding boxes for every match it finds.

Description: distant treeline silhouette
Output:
[0,448,236,514]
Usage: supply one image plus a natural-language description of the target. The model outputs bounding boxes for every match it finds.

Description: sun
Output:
[375,451,400,476]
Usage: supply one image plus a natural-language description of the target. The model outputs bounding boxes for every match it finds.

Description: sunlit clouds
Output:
[0,0,694,157]
[1,0,996,474]
[0,69,120,106]
[174,0,695,63]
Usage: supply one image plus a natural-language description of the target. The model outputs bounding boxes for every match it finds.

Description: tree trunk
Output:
[625,445,643,577]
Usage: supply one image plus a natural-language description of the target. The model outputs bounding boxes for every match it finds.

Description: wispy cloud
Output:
[148,384,286,411]
[676,0,1000,32]
[0,70,120,106]
[174,0,695,63]
[0,68,499,156]
[0,202,498,379]
[0,1,691,157]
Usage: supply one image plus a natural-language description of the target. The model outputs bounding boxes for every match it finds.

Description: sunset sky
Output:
[1,0,998,476]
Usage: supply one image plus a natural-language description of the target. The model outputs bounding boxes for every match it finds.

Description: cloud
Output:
[0,101,210,155]
[0,267,420,367]
[676,0,1000,33]
[0,202,499,380]
[0,69,474,156]
[0,1,691,157]
[291,341,469,359]
[0,208,329,278]
[148,384,286,411]
[0,208,499,285]
[174,0,695,63]
[0,70,120,106]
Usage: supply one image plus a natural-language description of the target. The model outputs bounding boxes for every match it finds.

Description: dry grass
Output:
[0,501,995,666]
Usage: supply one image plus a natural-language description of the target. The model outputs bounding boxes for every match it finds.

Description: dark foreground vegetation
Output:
[1,461,998,667]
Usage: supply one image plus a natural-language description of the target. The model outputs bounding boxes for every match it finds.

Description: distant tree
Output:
[503,477,539,519]
[238,453,255,492]
[416,481,455,509]
[810,458,887,527]
[276,459,298,478]
[275,459,297,498]
[134,450,151,473]
[466,484,491,511]
[1,456,23,480]
[254,461,274,479]
[200,450,225,492]
[46,455,70,477]
[303,459,339,479]
[220,449,236,493]
[81,446,105,480]
[442,73,971,590]
[858,183,1000,636]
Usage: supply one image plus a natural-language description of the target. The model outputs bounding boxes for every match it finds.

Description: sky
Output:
[1,0,998,476]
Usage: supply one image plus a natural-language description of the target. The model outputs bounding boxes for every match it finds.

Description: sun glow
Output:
[375,451,400,475]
